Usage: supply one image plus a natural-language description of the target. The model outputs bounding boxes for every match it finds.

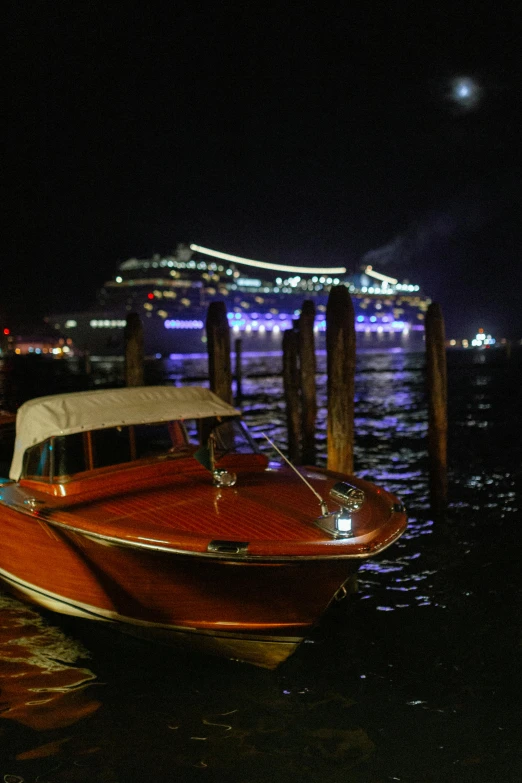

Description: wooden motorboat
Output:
[0,386,407,668]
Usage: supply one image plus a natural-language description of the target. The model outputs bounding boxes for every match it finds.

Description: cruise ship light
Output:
[364,266,398,285]
[190,244,346,275]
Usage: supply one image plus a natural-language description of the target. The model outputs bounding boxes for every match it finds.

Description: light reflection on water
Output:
[0,348,521,781]
[0,593,100,731]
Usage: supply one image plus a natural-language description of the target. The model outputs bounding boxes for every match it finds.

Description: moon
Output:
[448,76,482,110]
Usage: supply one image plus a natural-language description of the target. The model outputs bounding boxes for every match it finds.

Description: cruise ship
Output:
[49,243,431,357]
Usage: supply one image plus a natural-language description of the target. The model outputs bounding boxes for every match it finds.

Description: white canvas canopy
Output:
[10,386,239,480]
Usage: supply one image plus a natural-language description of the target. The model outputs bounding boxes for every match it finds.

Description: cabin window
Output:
[23,441,51,479]
[134,421,189,458]
[91,426,133,469]
[27,422,192,479]
[54,433,87,477]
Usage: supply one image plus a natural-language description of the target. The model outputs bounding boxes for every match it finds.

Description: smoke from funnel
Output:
[359,186,491,270]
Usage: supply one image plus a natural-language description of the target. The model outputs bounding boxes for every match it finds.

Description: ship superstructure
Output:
[49,243,430,357]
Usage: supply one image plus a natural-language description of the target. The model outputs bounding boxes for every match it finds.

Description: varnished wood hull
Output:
[0,509,360,668]
[0,568,305,668]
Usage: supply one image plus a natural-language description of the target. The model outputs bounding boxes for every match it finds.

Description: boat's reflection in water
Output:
[0,592,100,731]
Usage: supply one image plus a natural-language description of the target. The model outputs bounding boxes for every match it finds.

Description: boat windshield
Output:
[210,419,259,458]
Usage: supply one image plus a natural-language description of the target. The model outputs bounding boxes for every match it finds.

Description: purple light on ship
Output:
[165,319,204,329]
[164,313,418,334]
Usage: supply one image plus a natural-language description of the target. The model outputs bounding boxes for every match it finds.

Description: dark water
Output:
[0,348,521,782]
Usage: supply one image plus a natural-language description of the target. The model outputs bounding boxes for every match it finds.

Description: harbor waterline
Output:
[0,348,521,782]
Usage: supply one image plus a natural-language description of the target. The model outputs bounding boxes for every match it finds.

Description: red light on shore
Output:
[3,328,9,335]
[147,293,154,300]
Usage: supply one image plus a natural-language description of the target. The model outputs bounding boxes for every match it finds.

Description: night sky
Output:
[4,3,521,338]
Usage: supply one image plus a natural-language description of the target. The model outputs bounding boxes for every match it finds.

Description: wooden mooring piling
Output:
[282,328,301,464]
[299,300,317,465]
[206,301,233,405]
[425,302,448,517]
[326,286,356,475]
[235,338,243,405]
[124,313,144,387]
